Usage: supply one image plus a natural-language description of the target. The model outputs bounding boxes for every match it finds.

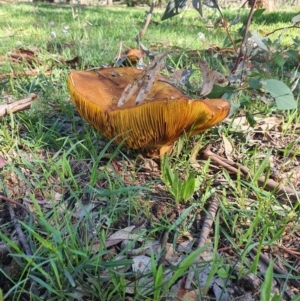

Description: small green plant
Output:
[161,155,196,204]
[260,260,281,301]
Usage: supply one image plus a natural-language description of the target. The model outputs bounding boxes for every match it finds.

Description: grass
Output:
[0,1,300,300]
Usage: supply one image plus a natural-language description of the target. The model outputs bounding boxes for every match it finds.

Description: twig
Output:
[7,203,32,256]
[251,247,300,287]
[196,197,219,249]
[231,0,258,73]
[211,0,237,53]
[185,196,219,290]
[0,194,30,212]
[265,24,300,36]
[135,0,156,60]
[200,144,300,203]
[117,51,171,107]
[136,0,156,41]
[115,41,123,63]
[277,245,300,260]
[6,202,39,297]
[0,94,37,117]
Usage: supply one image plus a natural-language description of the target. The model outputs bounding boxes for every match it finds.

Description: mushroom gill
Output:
[67,67,230,154]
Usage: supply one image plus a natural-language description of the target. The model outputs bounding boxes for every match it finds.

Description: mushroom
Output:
[67,67,230,156]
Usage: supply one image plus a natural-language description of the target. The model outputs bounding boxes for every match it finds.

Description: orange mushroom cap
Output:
[67,67,230,153]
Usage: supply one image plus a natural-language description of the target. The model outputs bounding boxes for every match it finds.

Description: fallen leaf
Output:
[132,255,151,273]
[222,134,233,159]
[199,58,214,96]
[254,116,281,131]
[105,226,144,248]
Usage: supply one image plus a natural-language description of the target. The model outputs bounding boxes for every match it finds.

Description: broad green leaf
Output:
[217,267,228,278]
[161,0,187,21]
[292,13,300,23]
[206,85,236,98]
[182,173,195,202]
[260,79,296,110]
[203,0,218,8]
[260,260,274,301]
[228,102,240,117]
[286,49,299,63]
[192,0,202,17]
[252,8,265,19]
[248,77,261,89]
[246,112,256,127]
[273,54,285,67]
[251,30,269,52]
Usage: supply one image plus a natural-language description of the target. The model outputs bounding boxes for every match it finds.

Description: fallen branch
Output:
[0,93,37,117]
[251,247,300,288]
[0,194,30,212]
[6,202,39,296]
[185,196,219,290]
[200,144,300,203]
[7,203,32,256]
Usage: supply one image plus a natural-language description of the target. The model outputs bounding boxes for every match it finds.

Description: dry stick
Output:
[200,145,300,203]
[185,197,220,290]
[0,194,30,212]
[136,0,156,41]
[251,247,300,288]
[7,203,32,256]
[7,203,39,297]
[231,0,258,73]
[265,24,300,36]
[0,93,37,117]
[135,0,156,60]
[210,0,238,54]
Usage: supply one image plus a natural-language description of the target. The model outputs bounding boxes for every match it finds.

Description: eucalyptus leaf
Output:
[251,31,269,52]
[161,0,187,21]
[206,84,236,98]
[248,78,261,89]
[203,0,218,8]
[192,0,203,17]
[292,13,300,23]
[252,8,265,19]
[260,79,296,110]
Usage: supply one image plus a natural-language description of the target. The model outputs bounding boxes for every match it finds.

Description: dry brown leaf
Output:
[227,116,251,131]
[105,226,142,248]
[254,116,281,132]
[199,58,214,96]
[212,70,227,84]
[118,51,171,107]
[222,134,233,159]
[181,289,200,301]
